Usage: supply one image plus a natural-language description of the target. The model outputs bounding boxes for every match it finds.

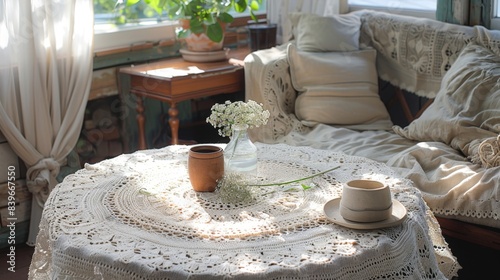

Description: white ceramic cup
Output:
[339,180,393,223]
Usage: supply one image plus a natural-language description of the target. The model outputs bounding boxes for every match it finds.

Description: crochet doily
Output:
[29,144,459,279]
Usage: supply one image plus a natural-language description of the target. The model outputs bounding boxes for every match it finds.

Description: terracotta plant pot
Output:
[178,18,226,52]
[184,33,224,52]
[188,145,224,192]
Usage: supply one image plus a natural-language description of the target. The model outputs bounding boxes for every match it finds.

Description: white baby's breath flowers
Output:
[206,100,270,137]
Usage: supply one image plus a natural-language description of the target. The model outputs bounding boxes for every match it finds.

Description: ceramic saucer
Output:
[323,198,407,230]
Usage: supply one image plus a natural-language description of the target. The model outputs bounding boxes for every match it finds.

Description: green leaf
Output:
[219,12,234,23]
[204,13,216,25]
[234,0,247,13]
[187,0,202,14]
[126,0,141,6]
[162,1,179,18]
[144,0,164,15]
[250,0,259,10]
[301,184,313,190]
[207,22,223,42]
[168,4,182,18]
[115,15,127,24]
[177,29,190,39]
[190,18,204,34]
[158,0,168,7]
[143,8,156,18]
[249,10,257,22]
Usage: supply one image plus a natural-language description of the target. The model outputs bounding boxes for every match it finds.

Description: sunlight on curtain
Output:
[0,19,7,48]
[0,0,94,246]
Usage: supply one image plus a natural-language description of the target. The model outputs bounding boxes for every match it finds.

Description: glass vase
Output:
[224,124,257,174]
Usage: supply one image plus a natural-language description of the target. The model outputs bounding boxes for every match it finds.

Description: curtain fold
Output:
[436,0,492,28]
[267,0,347,44]
[0,0,94,245]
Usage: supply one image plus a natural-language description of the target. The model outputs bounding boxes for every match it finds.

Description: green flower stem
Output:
[226,127,242,163]
[247,166,340,187]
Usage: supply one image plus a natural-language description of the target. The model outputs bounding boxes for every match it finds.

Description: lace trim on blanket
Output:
[359,11,500,98]
[431,201,500,221]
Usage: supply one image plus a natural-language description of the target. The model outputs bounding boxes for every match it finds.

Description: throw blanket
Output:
[358,10,500,98]
[392,43,500,165]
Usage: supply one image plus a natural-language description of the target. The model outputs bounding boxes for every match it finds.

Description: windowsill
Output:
[94,21,178,53]
[94,20,177,34]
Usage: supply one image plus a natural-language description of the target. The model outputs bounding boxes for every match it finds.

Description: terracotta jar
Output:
[188,145,224,192]
[178,18,226,52]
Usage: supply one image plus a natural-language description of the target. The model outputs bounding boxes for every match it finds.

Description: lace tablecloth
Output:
[29,143,459,279]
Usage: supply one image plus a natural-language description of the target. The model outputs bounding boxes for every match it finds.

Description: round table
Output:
[29,143,459,279]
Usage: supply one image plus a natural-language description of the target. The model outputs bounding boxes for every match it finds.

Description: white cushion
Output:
[394,44,500,158]
[289,13,360,52]
[287,44,393,130]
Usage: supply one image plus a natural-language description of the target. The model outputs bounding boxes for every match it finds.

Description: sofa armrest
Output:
[244,45,310,143]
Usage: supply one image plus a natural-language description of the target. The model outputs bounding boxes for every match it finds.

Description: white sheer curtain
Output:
[0,0,93,245]
[267,0,348,44]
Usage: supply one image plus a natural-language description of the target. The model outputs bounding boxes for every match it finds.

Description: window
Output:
[94,0,167,25]
[350,0,500,30]
[492,0,500,29]
[94,0,176,52]
[348,0,437,19]
[93,0,267,53]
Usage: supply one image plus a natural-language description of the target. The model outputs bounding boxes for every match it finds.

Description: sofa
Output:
[244,10,500,250]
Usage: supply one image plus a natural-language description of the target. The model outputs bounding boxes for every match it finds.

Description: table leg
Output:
[136,96,147,150]
[168,102,179,145]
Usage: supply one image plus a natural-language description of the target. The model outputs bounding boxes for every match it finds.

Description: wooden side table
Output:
[120,48,249,149]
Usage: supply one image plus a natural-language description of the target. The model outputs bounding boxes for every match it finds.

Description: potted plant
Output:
[126,0,263,52]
